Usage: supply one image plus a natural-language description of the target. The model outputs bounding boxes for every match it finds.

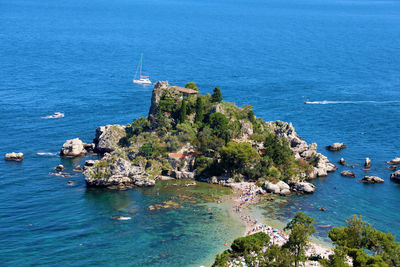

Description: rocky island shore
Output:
[60,81,336,193]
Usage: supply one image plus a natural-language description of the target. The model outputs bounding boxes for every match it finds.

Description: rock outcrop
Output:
[293,182,316,193]
[5,152,23,161]
[55,164,64,171]
[339,158,347,165]
[94,125,126,154]
[60,138,87,157]
[364,157,372,168]
[263,181,291,195]
[359,176,384,184]
[84,156,155,189]
[388,158,400,165]
[148,81,199,129]
[171,170,195,179]
[326,143,347,151]
[390,170,400,183]
[269,121,336,178]
[341,171,356,177]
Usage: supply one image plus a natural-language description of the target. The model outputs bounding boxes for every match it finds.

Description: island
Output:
[60,81,336,193]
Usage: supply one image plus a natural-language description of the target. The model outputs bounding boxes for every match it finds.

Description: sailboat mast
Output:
[139,54,143,77]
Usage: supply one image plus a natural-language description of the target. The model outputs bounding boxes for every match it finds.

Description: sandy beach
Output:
[223,182,333,266]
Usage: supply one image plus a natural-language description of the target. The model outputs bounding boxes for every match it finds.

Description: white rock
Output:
[326,143,347,151]
[277,181,290,191]
[60,138,86,157]
[388,158,400,165]
[264,182,280,194]
[294,182,316,193]
[360,176,384,184]
[279,189,291,196]
[4,152,23,161]
[94,125,126,154]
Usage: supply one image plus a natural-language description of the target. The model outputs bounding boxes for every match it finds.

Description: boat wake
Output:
[42,112,64,119]
[304,100,400,105]
[37,152,57,156]
[111,216,132,221]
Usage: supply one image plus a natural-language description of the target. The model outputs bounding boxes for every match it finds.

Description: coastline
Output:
[209,182,334,266]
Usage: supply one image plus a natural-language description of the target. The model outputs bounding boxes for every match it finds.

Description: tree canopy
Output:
[219,142,259,173]
[211,87,223,103]
[185,82,198,91]
[328,215,400,266]
[283,212,316,267]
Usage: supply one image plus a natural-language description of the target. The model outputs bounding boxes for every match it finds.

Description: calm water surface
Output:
[1,0,400,265]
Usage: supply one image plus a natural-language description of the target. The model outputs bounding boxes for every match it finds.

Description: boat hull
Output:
[133,79,152,84]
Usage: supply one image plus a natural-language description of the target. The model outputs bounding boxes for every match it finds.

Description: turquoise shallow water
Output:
[1,0,400,265]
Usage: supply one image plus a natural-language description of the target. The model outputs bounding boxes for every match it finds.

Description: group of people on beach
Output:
[230,182,333,264]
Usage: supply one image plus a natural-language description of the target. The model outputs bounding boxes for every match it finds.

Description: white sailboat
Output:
[133,54,152,84]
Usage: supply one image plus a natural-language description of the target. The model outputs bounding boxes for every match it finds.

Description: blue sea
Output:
[1,0,400,265]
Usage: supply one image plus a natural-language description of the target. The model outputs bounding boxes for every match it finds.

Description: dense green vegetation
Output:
[323,215,400,267]
[115,81,313,182]
[213,213,400,267]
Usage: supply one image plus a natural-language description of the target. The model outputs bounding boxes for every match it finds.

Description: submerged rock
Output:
[390,170,400,183]
[359,176,384,184]
[388,166,397,171]
[60,138,86,157]
[5,152,23,161]
[341,170,356,177]
[49,172,70,178]
[326,143,347,151]
[73,165,83,172]
[388,158,400,165]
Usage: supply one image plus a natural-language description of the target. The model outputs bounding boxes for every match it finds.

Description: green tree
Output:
[131,116,150,135]
[211,87,222,103]
[264,244,293,266]
[329,215,367,249]
[263,134,293,166]
[158,97,176,114]
[319,247,349,267]
[139,144,153,159]
[219,141,259,173]
[179,100,187,123]
[212,250,231,267]
[329,215,400,266]
[194,126,225,155]
[209,112,230,141]
[283,212,316,267]
[185,82,198,91]
[231,232,270,254]
[195,96,205,123]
